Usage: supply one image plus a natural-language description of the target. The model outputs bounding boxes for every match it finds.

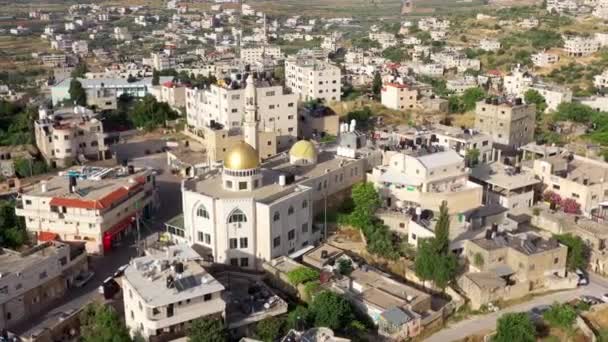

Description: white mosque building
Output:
[168,75,382,269]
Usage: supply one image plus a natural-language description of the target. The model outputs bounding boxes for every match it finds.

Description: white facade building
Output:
[531,52,559,67]
[285,57,341,104]
[240,45,283,64]
[563,36,600,57]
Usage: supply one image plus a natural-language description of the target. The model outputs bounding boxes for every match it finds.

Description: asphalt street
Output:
[425,273,608,342]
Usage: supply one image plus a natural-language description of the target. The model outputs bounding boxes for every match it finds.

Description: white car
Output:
[602,293,608,303]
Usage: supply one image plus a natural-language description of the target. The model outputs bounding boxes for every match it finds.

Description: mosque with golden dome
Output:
[172,75,382,270]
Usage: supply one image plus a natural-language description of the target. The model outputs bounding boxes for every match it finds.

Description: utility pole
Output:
[136,210,141,257]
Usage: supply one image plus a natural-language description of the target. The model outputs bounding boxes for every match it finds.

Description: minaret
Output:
[243,75,259,152]
[262,13,268,45]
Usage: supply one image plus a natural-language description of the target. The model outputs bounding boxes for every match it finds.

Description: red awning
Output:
[37,231,59,242]
[103,214,136,238]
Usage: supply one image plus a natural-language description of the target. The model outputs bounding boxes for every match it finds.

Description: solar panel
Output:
[175,275,200,292]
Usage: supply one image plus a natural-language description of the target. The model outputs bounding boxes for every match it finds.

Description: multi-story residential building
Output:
[240,45,283,64]
[15,165,157,254]
[446,78,478,94]
[71,40,88,56]
[0,241,88,330]
[34,106,110,167]
[503,67,533,97]
[285,56,341,104]
[185,76,298,149]
[431,124,494,164]
[418,17,450,31]
[460,231,568,309]
[151,52,176,71]
[369,32,398,49]
[528,154,608,217]
[531,51,559,67]
[381,82,419,111]
[86,87,118,111]
[173,96,380,269]
[368,149,483,214]
[298,104,340,139]
[51,77,171,106]
[150,81,187,111]
[547,0,579,13]
[563,35,600,57]
[113,27,132,41]
[528,82,572,112]
[593,69,608,90]
[474,98,536,150]
[40,54,68,67]
[471,162,541,210]
[479,39,501,52]
[123,244,225,340]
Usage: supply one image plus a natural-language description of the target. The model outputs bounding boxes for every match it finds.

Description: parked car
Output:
[113,264,128,278]
[602,293,608,303]
[530,305,550,317]
[580,295,603,305]
[576,269,588,286]
[74,271,95,288]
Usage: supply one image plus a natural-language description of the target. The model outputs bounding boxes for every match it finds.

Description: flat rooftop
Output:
[0,242,67,275]
[541,155,608,185]
[348,268,430,310]
[184,150,362,204]
[471,232,561,256]
[24,166,150,209]
[471,163,540,190]
[124,250,224,307]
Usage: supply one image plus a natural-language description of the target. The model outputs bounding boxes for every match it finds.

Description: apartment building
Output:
[460,231,568,309]
[285,56,341,104]
[474,98,536,150]
[593,69,608,90]
[563,35,600,57]
[368,149,483,214]
[86,87,118,111]
[71,40,88,56]
[15,166,157,255]
[471,162,540,210]
[185,76,298,149]
[113,27,132,41]
[34,106,109,167]
[240,45,283,64]
[123,245,225,340]
[0,241,88,330]
[532,52,559,67]
[150,81,187,111]
[503,67,533,97]
[381,82,419,111]
[529,154,608,217]
[369,32,398,49]
[431,124,494,164]
[528,82,572,112]
[40,54,68,67]
[479,39,501,52]
[51,77,171,106]
[297,104,340,139]
[151,52,176,71]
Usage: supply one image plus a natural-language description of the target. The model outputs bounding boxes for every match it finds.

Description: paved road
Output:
[14,153,183,336]
[425,274,608,342]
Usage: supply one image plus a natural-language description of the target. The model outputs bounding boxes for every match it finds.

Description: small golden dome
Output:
[289,140,318,164]
[224,141,260,170]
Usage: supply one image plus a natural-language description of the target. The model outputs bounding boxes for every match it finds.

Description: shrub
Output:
[562,198,580,214]
[286,267,319,286]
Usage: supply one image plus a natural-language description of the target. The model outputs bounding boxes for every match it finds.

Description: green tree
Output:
[71,62,88,78]
[286,266,319,285]
[188,317,227,342]
[152,69,160,86]
[554,234,589,271]
[524,89,547,118]
[465,148,480,167]
[372,72,382,100]
[414,201,457,289]
[494,312,536,342]
[129,95,179,130]
[286,306,311,331]
[382,46,406,62]
[69,79,87,106]
[346,107,374,131]
[14,158,48,178]
[254,317,285,342]
[80,303,131,342]
[310,291,355,331]
[0,200,27,248]
[461,87,486,112]
[337,258,353,275]
[543,302,577,333]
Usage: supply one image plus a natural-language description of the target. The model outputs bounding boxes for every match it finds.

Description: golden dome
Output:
[224,141,260,170]
[289,140,318,163]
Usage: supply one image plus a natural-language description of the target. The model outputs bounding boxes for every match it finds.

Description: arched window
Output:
[288,206,294,215]
[228,209,247,223]
[196,205,209,219]
[273,212,280,221]
[302,200,308,209]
